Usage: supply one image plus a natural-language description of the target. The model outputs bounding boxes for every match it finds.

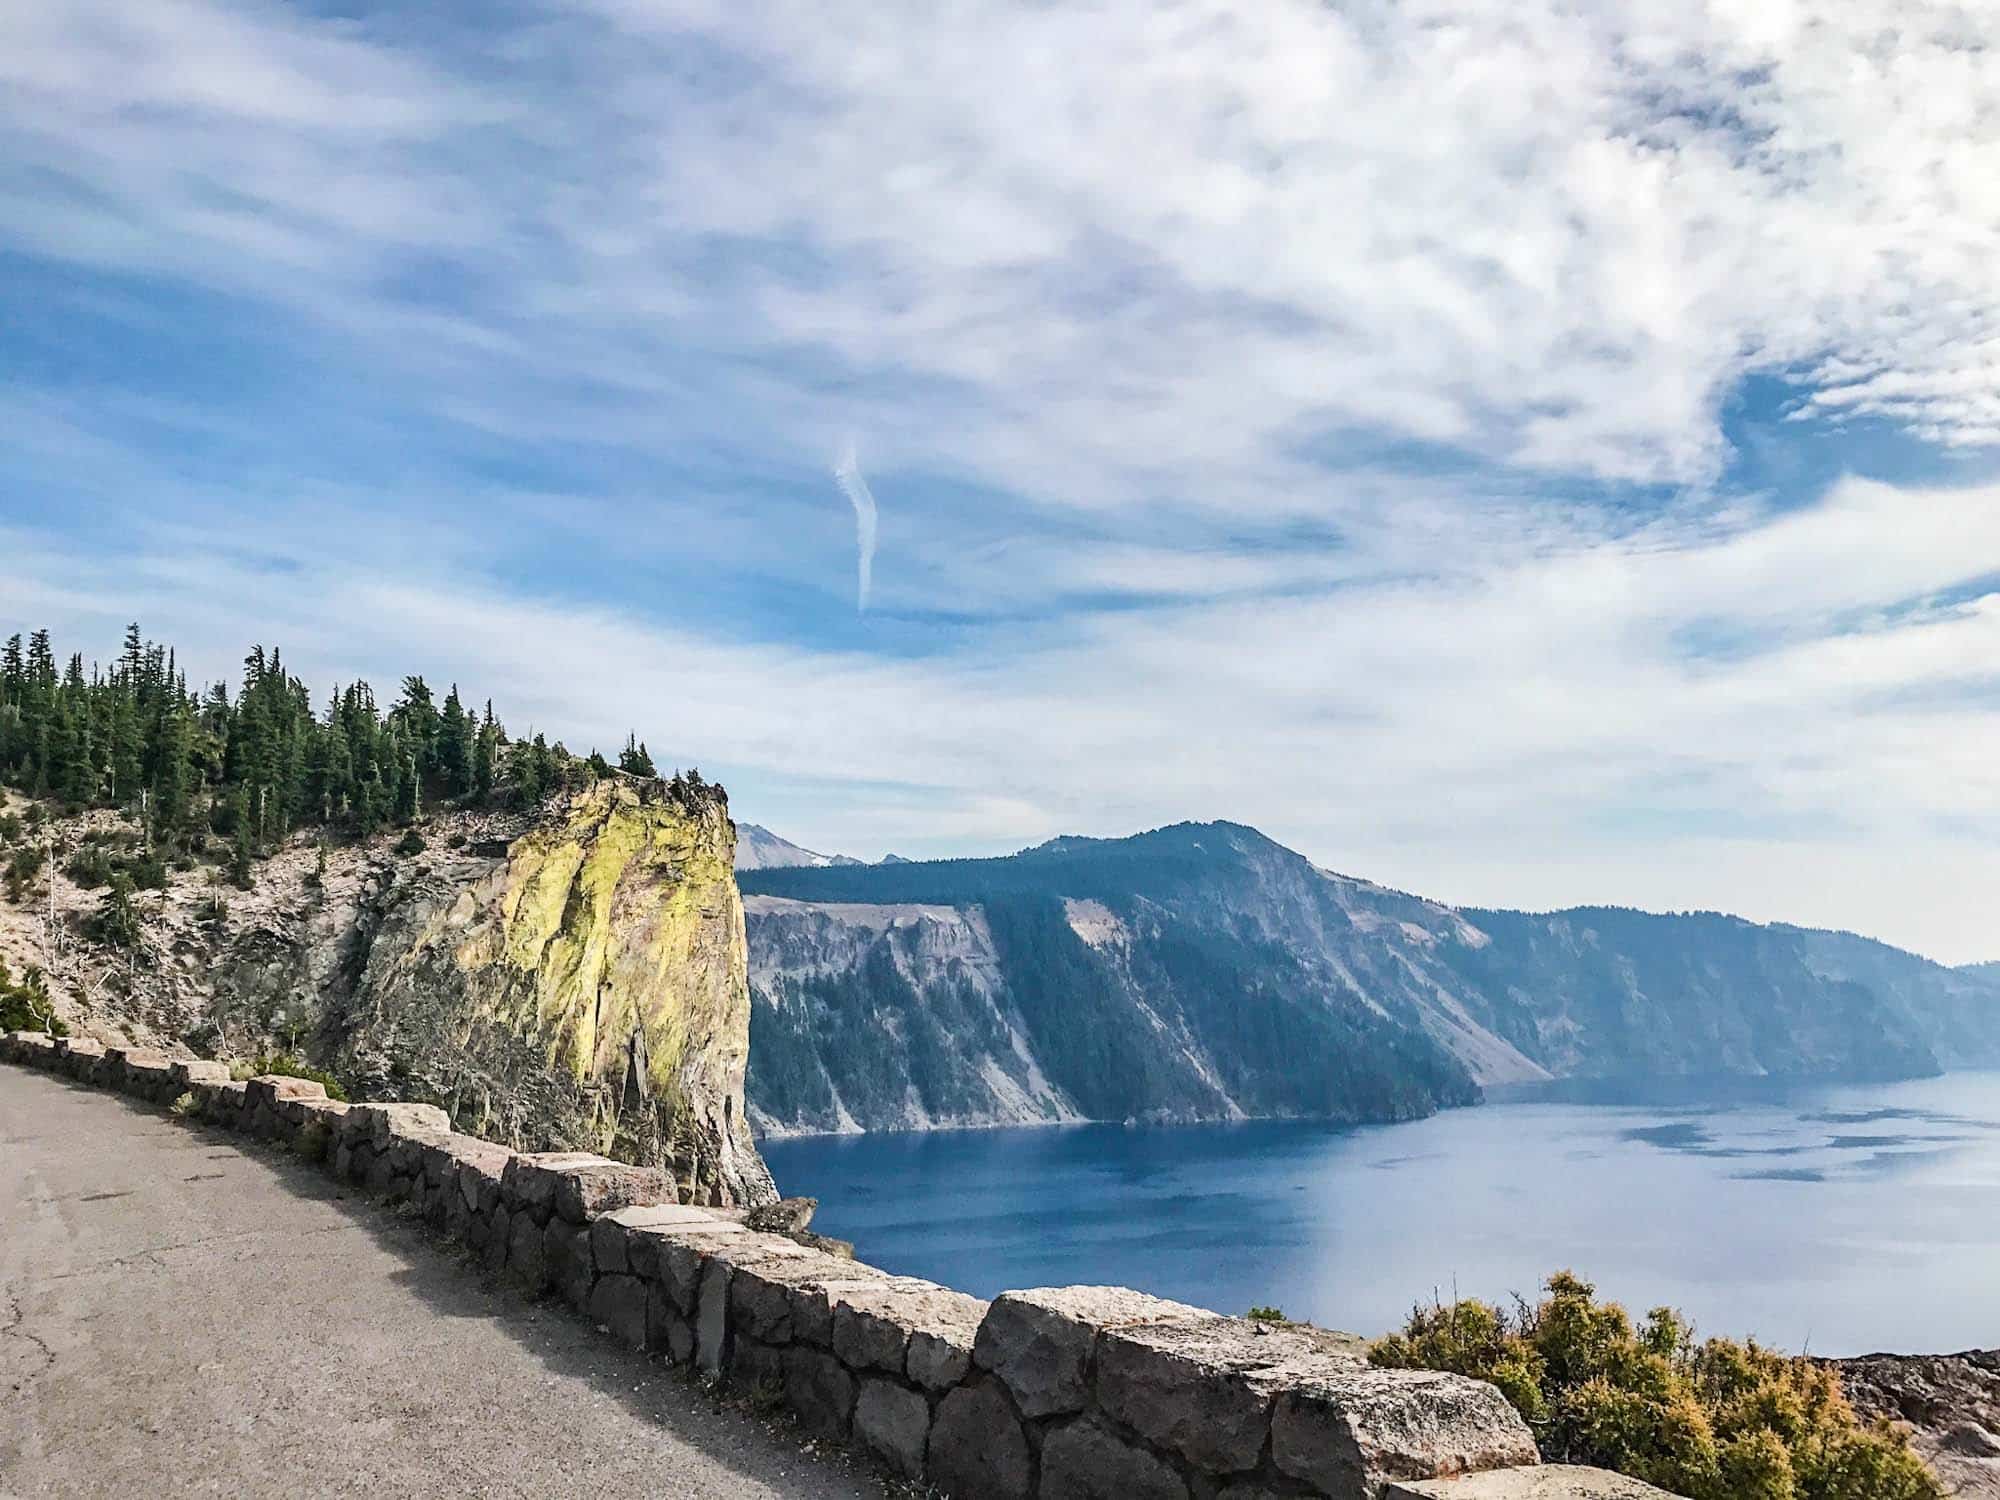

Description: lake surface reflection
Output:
[760,1070,2000,1357]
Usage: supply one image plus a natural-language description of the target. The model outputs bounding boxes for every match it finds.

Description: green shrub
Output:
[4,845,45,902]
[0,812,21,843]
[1247,1305,1289,1324]
[64,844,115,888]
[126,851,170,891]
[229,1053,348,1102]
[0,961,66,1036]
[1370,1272,1940,1500]
[394,830,426,857]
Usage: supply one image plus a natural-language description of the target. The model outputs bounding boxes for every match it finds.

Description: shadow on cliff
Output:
[77,1080,876,1496]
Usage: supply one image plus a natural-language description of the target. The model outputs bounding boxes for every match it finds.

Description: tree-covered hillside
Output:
[0,624,693,877]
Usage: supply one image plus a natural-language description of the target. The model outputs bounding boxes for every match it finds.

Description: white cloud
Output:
[5,0,1999,507]
[8,470,1998,961]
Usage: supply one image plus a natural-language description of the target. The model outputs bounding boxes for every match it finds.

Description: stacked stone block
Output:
[0,1031,1667,1500]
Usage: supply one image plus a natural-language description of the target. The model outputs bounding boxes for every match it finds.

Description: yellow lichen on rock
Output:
[415,777,768,1202]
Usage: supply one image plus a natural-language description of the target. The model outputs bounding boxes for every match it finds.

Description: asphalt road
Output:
[0,1066,882,1499]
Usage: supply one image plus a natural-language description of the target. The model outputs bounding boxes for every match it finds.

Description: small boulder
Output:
[591,1274,651,1350]
[831,1279,988,1382]
[244,1074,327,1109]
[928,1378,1033,1500]
[507,1210,549,1293]
[554,1161,673,1224]
[353,1101,451,1152]
[1271,1365,1540,1496]
[974,1285,1208,1420]
[1040,1416,1190,1500]
[853,1378,930,1478]
[496,1160,652,1224]
[545,1219,596,1311]
[1098,1314,1359,1473]
[742,1196,817,1235]
[782,1345,857,1441]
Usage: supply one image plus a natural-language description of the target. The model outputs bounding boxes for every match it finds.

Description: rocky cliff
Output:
[12,779,773,1205]
[739,821,2000,1136]
[1834,1350,2000,1498]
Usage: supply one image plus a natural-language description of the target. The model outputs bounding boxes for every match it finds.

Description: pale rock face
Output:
[202,778,773,1206]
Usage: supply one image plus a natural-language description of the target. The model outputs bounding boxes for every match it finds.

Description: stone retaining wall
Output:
[1,1031,1668,1500]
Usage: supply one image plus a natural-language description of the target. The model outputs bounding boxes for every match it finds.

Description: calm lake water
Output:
[761,1070,2000,1358]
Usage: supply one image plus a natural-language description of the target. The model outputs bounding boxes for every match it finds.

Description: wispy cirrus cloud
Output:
[7,0,2000,504]
[832,439,879,612]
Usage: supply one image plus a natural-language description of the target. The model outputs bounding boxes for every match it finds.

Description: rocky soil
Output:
[1834,1350,2000,1498]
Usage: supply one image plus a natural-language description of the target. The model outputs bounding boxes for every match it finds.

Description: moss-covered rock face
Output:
[207,778,774,1206]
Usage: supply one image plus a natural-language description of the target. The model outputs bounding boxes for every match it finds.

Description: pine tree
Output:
[472,716,497,802]
[618,733,658,777]
[229,783,256,889]
[438,685,472,798]
[96,872,143,948]
[0,634,22,776]
[510,733,555,805]
[151,696,194,847]
[393,676,439,778]
[394,749,421,824]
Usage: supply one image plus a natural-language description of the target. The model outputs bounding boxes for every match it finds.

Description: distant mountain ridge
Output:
[737,821,2000,1137]
[733,823,865,871]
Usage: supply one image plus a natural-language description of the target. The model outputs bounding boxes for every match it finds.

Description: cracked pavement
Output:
[0,1067,881,1498]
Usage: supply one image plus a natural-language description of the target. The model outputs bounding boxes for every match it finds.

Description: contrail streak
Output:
[833,437,878,612]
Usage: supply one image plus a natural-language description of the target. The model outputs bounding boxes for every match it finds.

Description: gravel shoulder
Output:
[0,1066,882,1499]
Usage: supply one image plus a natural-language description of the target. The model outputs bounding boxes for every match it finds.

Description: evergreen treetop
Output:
[0,625,721,852]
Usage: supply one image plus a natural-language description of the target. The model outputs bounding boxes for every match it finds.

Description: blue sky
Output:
[4,0,1999,962]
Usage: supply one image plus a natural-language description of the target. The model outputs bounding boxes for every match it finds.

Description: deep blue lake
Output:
[761,1070,2000,1358]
